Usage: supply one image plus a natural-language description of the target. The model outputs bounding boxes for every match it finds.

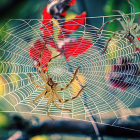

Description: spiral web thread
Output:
[0,13,140,131]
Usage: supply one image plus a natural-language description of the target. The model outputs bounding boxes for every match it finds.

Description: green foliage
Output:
[0,0,10,9]
[0,112,9,129]
[0,0,49,29]
[104,0,140,32]
[0,22,10,40]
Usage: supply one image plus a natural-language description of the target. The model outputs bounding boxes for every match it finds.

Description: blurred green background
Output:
[0,0,140,29]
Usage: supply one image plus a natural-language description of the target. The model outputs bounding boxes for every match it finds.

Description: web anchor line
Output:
[64,56,103,140]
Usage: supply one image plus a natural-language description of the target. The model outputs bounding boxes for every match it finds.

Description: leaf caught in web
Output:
[40,7,53,37]
[71,73,85,95]
[62,37,92,61]
[107,57,139,91]
[63,11,86,33]
[58,11,86,39]
[29,39,52,71]
[137,36,140,42]
[68,0,76,6]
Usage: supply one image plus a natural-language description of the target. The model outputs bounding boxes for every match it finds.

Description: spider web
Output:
[1,13,140,131]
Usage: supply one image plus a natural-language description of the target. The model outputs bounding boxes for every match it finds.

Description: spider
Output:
[29,40,87,123]
[95,0,140,80]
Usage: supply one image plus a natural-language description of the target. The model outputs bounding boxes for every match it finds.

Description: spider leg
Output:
[30,89,46,104]
[52,93,71,112]
[132,41,137,51]
[119,45,139,70]
[43,52,63,79]
[53,101,72,112]
[95,18,126,35]
[56,67,80,91]
[38,40,47,72]
[45,70,50,80]
[110,9,130,27]
[37,40,48,82]
[55,90,63,102]
[43,52,63,71]
[134,39,140,55]
[49,52,63,61]
[59,85,87,103]
[47,94,54,123]
[128,0,135,25]
[119,42,138,69]
[119,58,134,69]
[101,30,122,54]
[29,73,45,87]
[136,25,140,32]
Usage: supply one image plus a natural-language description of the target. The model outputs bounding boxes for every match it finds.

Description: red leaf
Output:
[44,37,61,53]
[42,7,52,20]
[68,0,76,6]
[137,36,140,42]
[58,11,86,39]
[64,11,86,32]
[40,7,53,37]
[29,39,52,71]
[61,37,92,61]
[61,10,68,17]
[136,36,140,52]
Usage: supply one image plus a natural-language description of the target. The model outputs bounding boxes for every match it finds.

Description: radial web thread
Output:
[0,13,140,131]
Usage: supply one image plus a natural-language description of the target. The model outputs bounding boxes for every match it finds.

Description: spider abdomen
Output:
[45,84,52,92]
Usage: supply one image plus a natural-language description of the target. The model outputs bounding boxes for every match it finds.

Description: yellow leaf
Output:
[71,74,85,95]
[107,39,119,61]
[65,12,77,21]
[0,75,8,96]
[0,113,9,128]
[30,135,49,140]
[52,18,60,41]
